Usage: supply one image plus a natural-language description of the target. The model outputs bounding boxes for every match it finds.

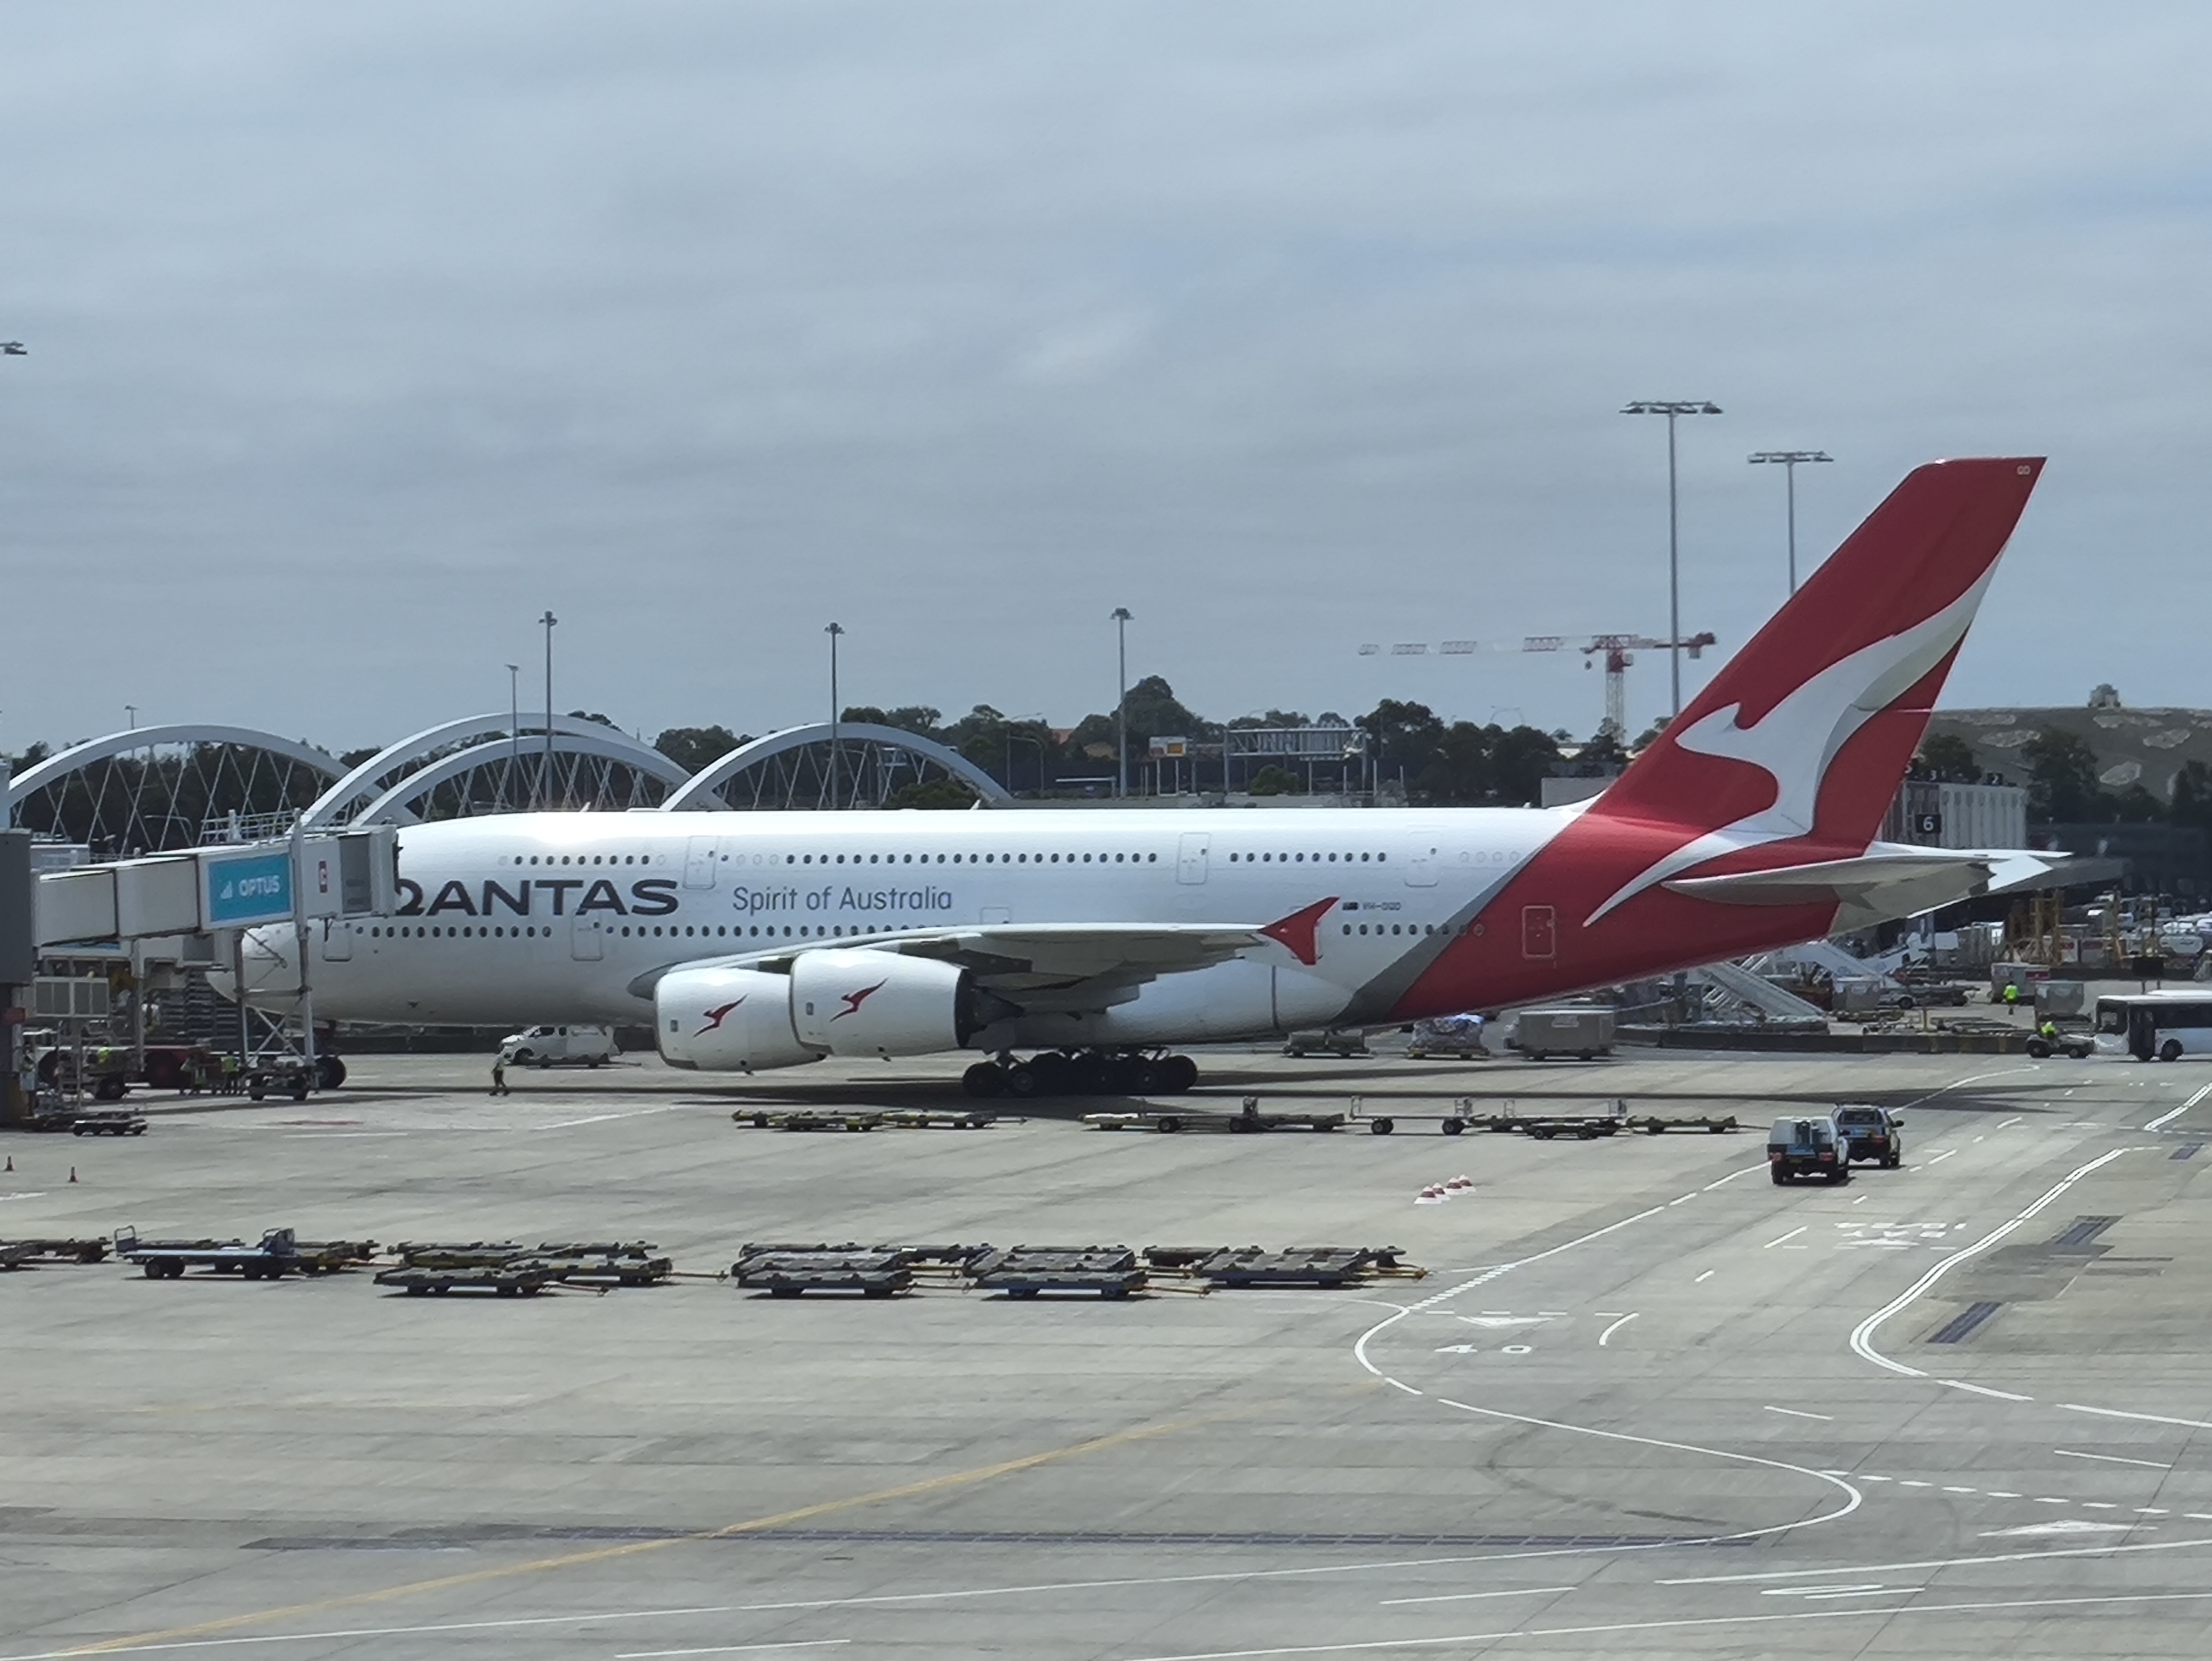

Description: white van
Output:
[498,1025,617,1068]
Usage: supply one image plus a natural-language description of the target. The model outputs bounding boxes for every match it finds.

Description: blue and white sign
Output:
[204,850,294,927]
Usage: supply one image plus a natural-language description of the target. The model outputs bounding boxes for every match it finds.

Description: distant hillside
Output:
[1924,704,2212,797]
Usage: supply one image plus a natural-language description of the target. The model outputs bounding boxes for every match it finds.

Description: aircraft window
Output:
[1327,853,1337,862]
[653,926,664,937]
[1378,853,1387,862]
[1361,853,1370,862]
[529,856,539,865]
[1341,924,1351,934]
[1148,853,1157,863]
[618,926,629,937]
[1359,924,1368,935]
[1116,853,1125,863]
[985,854,995,864]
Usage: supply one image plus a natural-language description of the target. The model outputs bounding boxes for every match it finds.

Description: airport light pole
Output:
[1111,607,1132,798]
[1006,716,1046,795]
[539,611,557,811]
[1747,450,1834,595]
[825,622,844,810]
[505,664,520,811]
[1621,399,1722,716]
[123,705,136,731]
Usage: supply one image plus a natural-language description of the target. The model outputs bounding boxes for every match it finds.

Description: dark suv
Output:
[1769,1114,1852,1185]
[1833,1103,1903,1168]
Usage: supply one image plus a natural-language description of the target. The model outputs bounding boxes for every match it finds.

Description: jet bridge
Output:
[22,827,399,1100]
[32,827,398,949]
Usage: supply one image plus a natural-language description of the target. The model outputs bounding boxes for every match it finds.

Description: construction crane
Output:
[1577,633,1717,742]
[1355,631,1718,742]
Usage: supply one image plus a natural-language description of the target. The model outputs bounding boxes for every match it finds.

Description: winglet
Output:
[1260,897,1338,966]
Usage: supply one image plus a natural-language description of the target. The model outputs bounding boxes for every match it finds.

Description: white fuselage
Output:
[233,806,1569,1042]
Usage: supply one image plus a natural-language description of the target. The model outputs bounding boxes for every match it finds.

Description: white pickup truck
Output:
[498,1025,617,1068]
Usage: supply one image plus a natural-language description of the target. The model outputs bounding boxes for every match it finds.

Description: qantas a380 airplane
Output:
[225,458,2061,1097]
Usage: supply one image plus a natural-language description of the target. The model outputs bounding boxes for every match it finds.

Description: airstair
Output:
[1684,960,1828,1027]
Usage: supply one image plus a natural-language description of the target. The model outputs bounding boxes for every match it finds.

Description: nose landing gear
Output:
[962,1050,1199,1099]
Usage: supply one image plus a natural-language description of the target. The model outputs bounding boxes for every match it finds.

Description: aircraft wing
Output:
[1666,845,2073,930]
[628,921,1283,1010]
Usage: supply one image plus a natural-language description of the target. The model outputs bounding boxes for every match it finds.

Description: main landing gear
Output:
[962,1050,1200,1100]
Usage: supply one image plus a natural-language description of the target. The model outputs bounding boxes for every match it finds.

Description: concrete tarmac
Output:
[4,1044,2212,1658]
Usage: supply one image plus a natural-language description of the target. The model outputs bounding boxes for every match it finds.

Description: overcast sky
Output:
[3,2,2207,757]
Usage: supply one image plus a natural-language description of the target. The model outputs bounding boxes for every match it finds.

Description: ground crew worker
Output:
[2040,1018,2060,1044]
[489,1054,509,1097]
[2002,981,2020,1010]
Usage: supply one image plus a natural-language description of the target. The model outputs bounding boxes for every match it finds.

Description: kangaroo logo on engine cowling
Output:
[831,982,886,1021]
[696,999,744,1037]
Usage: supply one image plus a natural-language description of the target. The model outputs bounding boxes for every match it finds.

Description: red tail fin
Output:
[1592,457,2043,847]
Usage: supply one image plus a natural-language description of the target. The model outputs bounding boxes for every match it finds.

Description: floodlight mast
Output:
[1621,399,1722,715]
[1747,450,1835,594]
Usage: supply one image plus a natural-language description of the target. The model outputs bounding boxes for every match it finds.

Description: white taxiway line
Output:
[1848,1147,2133,1378]
[1595,1312,1637,1347]
[1375,1585,1578,1608]
[1939,1379,2031,1402]
[1927,1148,1958,1164]
[1117,1591,2212,1661]
[2145,1080,2212,1130]
[1693,1268,1715,1283]
[1762,1226,1807,1249]
[1701,1163,1767,1191]
[2054,1447,2173,1470]
[616,1645,849,1659]
[1762,1405,1833,1422]
[2060,1401,2212,1431]
[1996,1115,2024,1129]
[1660,1531,2212,1585]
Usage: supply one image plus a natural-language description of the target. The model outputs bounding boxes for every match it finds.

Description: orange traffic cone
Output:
[68,1166,78,1184]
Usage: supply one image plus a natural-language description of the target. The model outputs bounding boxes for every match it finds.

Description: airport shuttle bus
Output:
[217,459,2068,1096]
[2093,990,2212,1062]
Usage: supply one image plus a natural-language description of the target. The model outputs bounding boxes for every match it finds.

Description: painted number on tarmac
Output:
[1836,1221,1961,1250]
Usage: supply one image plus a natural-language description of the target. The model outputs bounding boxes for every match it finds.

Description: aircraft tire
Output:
[1160,1055,1199,1093]
[316,1055,348,1089]
[961,1063,1005,1099]
[1005,1064,1043,1100]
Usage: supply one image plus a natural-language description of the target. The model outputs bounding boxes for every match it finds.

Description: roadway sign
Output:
[203,850,294,929]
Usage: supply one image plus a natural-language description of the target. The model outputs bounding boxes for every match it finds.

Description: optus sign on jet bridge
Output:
[204,850,294,928]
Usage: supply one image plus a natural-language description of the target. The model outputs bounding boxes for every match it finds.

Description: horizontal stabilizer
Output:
[1667,846,2072,930]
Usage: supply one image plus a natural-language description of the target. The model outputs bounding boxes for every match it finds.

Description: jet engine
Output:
[790,949,978,1059]
[655,966,820,1073]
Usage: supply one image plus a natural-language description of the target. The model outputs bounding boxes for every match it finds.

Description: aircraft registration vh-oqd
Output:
[221,458,2062,1099]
